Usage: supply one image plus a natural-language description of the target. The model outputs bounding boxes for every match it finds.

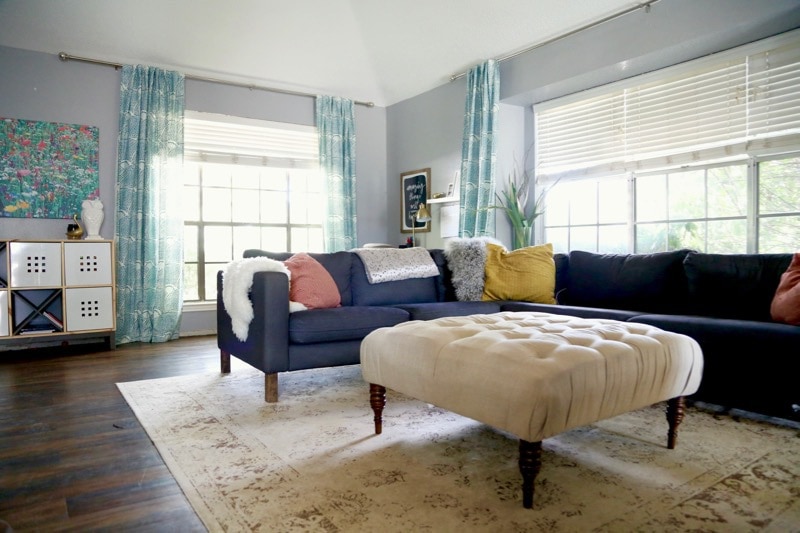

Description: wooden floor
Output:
[0,336,221,532]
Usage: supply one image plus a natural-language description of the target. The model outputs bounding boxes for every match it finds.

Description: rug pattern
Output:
[117,364,800,532]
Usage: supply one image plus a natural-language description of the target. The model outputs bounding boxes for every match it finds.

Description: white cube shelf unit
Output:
[0,239,116,349]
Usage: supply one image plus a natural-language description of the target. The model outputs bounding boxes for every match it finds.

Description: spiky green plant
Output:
[490,167,547,249]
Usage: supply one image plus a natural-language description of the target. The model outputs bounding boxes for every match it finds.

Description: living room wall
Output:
[387,0,800,249]
[0,45,389,336]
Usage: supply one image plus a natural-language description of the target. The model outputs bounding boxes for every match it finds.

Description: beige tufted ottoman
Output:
[360,311,703,508]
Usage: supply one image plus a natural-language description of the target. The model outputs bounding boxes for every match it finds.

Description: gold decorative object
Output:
[66,214,84,240]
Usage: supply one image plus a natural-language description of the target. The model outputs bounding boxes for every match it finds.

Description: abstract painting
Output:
[1,117,99,218]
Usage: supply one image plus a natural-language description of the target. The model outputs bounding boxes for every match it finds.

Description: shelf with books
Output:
[0,239,116,348]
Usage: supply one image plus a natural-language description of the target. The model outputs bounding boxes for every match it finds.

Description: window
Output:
[183,112,322,303]
[536,30,800,255]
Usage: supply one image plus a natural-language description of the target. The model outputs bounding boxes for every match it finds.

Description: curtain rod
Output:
[57,52,375,107]
[449,0,660,81]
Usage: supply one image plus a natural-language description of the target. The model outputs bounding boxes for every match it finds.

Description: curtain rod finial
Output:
[58,52,68,62]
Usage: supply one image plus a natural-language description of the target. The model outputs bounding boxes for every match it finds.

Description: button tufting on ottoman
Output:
[360,311,704,508]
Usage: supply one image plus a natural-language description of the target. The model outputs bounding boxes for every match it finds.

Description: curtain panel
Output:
[115,65,185,344]
[459,60,499,238]
[316,95,357,252]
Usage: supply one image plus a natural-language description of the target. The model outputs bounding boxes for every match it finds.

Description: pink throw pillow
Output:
[284,253,341,310]
[771,253,800,326]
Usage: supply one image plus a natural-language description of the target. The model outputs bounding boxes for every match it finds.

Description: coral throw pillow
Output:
[482,243,556,304]
[770,253,800,325]
[284,253,341,310]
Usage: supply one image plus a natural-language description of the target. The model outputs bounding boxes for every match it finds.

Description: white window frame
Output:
[183,112,322,303]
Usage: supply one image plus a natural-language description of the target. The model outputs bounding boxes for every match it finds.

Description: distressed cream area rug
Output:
[118,364,800,532]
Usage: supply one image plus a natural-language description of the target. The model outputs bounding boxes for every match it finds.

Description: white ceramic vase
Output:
[81,199,104,240]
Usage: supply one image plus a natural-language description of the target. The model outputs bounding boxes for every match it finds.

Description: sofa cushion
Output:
[429,249,456,302]
[350,254,438,306]
[770,253,800,326]
[482,243,556,304]
[284,252,341,309]
[553,253,569,299]
[289,306,409,344]
[244,249,354,306]
[683,252,793,321]
[631,313,800,419]
[394,301,502,321]
[562,249,692,313]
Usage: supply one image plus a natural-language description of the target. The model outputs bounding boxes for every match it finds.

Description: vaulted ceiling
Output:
[0,0,637,107]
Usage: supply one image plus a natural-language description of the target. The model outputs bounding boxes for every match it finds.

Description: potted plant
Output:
[491,166,548,250]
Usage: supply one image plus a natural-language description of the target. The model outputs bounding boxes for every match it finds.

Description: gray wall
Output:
[0,45,388,335]
[386,0,800,249]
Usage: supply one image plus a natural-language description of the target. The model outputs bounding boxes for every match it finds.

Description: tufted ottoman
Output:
[360,312,704,508]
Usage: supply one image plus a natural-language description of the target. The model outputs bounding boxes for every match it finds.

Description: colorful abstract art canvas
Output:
[1,117,99,218]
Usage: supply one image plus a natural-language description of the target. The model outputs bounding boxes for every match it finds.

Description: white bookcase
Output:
[0,239,116,348]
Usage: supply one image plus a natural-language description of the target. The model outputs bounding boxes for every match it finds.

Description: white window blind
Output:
[535,30,800,181]
[184,111,318,169]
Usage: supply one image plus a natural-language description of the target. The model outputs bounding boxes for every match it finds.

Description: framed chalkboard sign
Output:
[400,168,431,234]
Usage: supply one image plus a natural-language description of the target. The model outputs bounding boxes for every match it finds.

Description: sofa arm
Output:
[216,270,290,374]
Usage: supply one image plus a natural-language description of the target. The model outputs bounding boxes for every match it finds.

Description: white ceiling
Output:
[0,0,637,107]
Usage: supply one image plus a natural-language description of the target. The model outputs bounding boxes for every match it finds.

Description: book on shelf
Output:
[43,311,63,329]
[18,323,57,335]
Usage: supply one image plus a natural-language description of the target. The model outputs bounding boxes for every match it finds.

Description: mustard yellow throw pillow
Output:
[482,243,556,303]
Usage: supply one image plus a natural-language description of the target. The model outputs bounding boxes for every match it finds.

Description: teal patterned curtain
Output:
[459,60,499,237]
[115,65,185,344]
[316,95,357,251]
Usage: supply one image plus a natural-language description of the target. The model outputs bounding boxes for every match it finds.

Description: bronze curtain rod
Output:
[57,52,375,107]
[449,0,660,81]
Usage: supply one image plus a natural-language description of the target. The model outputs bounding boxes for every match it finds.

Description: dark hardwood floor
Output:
[0,336,221,532]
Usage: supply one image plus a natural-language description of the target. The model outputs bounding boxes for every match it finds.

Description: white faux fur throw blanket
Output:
[354,247,439,284]
[222,257,307,342]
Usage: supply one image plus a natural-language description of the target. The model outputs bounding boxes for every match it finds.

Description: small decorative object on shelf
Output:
[81,198,104,240]
[66,214,84,240]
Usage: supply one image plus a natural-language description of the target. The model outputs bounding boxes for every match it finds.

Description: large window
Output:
[536,30,800,255]
[543,156,800,255]
[183,112,323,303]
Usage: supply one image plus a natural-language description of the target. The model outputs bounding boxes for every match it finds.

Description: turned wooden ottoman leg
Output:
[666,396,686,449]
[370,384,386,434]
[519,440,543,509]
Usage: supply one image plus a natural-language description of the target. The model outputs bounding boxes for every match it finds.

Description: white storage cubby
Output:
[0,239,116,348]
[0,291,8,337]
[9,242,63,287]
[65,287,114,331]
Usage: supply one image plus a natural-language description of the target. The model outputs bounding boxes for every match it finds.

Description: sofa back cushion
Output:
[243,249,354,306]
[563,249,691,313]
[684,252,793,321]
[350,254,439,306]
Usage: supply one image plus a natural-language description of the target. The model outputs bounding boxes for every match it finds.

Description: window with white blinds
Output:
[534,29,800,181]
[181,112,323,303]
[184,111,318,169]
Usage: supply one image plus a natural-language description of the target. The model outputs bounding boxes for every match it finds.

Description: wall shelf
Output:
[427,196,459,205]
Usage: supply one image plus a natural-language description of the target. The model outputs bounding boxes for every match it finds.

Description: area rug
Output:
[117,364,800,532]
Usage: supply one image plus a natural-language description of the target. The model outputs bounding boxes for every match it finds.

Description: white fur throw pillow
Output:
[444,237,502,301]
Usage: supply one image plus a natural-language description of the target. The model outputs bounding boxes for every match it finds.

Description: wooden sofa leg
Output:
[220,350,231,374]
[265,373,278,403]
[666,396,686,449]
[369,384,386,434]
[519,440,542,509]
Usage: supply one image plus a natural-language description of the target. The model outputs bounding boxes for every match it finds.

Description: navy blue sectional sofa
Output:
[217,247,798,422]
